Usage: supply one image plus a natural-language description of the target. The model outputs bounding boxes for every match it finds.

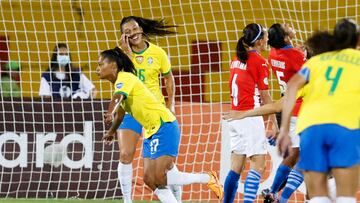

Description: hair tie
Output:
[250,24,263,44]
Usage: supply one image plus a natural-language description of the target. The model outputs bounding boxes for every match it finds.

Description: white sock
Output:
[154,188,178,203]
[118,162,133,203]
[166,165,210,185]
[327,177,336,201]
[336,197,356,203]
[309,197,331,203]
[168,165,182,203]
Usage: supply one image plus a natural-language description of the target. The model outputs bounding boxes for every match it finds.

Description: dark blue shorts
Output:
[143,120,180,159]
[298,124,360,173]
[118,114,142,135]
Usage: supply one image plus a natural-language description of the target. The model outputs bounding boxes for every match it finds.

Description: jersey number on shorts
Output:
[231,74,239,106]
[325,66,343,95]
[150,138,159,154]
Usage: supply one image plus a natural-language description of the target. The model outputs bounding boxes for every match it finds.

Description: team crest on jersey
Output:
[147,57,153,65]
[135,56,143,64]
[116,82,123,89]
[263,77,269,85]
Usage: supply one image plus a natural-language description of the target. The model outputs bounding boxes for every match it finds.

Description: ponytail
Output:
[236,23,265,62]
[120,16,178,38]
[236,37,249,61]
[100,47,137,75]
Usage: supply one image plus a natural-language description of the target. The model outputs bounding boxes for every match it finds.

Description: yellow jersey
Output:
[296,48,360,134]
[114,72,176,138]
[131,42,171,104]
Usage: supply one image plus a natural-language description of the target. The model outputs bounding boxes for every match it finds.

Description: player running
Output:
[97,47,223,203]
[103,16,178,203]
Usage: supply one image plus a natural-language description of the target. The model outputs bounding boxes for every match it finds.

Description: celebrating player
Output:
[223,23,278,203]
[104,16,178,203]
[97,47,223,203]
[278,19,360,203]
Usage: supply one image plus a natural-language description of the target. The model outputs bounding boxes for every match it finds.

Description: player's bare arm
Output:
[278,73,306,156]
[223,98,284,121]
[260,89,279,135]
[102,94,126,144]
[164,71,176,114]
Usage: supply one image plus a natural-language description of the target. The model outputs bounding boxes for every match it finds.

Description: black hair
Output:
[236,23,265,62]
[100,47,137,75]
[268,23,287,49]
[120,16,177,38]
[49,43,73,72]
[306,18,359,56]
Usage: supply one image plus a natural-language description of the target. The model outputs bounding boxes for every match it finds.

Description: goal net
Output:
[0,0,359,202]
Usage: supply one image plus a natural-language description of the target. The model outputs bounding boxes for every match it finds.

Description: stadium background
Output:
[0,0,359,202]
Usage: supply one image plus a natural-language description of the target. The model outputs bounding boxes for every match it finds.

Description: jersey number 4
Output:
[325,66,343,95]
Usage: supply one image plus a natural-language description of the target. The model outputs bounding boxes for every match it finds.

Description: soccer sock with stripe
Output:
[244,169,261,203]
[223,170,240,203]
[117,162,133,203]
[270,164,292,193]
[279,168,304,203]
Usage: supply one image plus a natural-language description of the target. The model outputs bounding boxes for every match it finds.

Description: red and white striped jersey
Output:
[229,51,269,111]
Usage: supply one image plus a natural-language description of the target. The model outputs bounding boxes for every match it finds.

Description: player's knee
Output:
[119,149,135,164]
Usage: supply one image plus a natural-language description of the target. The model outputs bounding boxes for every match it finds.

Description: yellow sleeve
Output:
[113,73,135,99]
[296,84,308,99]
[159,48,171,75]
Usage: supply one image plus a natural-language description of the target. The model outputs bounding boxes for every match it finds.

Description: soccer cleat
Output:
[207,171,224,200]
[262,188,278,203]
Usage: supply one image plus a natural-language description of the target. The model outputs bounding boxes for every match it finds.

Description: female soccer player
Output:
[104,16,178,203]
[264,23,306,203]
[223,23,278,203]
[278,18,360,203]
[97,47,223,203]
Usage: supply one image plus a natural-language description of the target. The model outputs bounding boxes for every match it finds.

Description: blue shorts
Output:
[298,124,360,173]
[118,114,142,135]
[143,120,180,159]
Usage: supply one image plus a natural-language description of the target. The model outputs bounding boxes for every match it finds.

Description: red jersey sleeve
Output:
[289,49,306,72]
[254,58,270,90]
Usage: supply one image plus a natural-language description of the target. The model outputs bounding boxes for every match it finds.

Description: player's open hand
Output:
[120,34,132,57]
[222,111,245,121]
[277,129,292,157]
[103,113,113,125]
[102,130,116,145]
